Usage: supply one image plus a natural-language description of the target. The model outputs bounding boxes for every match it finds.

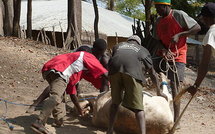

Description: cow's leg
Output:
[106,103,120,134]
[135,110,146,134]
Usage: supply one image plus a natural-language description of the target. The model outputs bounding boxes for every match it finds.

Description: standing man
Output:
[31,51,108,134]
[106,35,166,134]
[187,3,215,95]
[153,0,201,122]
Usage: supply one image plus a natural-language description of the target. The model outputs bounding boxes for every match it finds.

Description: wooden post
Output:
[52,26,57,47]
[92,0,99,40]
[115,32,118,44]
[27,0,32,38]
[59,22,65,49]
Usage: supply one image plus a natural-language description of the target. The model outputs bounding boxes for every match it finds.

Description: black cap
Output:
[199,2,215,17]
[93,39,107,51]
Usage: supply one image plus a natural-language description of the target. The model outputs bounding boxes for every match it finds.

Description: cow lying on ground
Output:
[79,73,174,134]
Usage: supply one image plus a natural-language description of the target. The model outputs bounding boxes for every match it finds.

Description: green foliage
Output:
[97,0,214,21]
[171,0,214,18]
[171,0,195,18]
[115,0,145,20]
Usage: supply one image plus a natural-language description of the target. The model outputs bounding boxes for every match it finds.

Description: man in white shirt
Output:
[187,2,215,95]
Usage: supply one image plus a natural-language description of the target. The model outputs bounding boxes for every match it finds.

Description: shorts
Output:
[109,72,144,111]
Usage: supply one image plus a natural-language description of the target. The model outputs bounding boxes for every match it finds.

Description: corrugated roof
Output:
[20,0,134,37]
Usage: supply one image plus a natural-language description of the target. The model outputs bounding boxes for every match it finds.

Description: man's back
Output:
[109,41,152,83]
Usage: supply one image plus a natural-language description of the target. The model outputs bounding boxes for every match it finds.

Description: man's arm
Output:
[187,45,212,95]
[172,23,201,43]
[100,53,110,70]
[70,94,85,116]
[148,68,167,100]
[195,45,212,86]
[100,72,109,93]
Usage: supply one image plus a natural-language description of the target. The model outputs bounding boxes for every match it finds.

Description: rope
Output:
[158,43,180,87]
[0,98,42,131]
[0,98,32,107]
[0,117,14,130]
[79,96,97,101]
[159,51,178,74]
[0,99,15,131]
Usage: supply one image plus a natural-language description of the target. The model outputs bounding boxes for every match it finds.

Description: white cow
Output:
[79,73,174,134]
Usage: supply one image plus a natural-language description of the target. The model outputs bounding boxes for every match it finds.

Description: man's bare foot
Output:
[26,105,36,113]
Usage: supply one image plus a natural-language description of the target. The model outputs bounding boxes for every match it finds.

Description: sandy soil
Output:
[0,37,214,134]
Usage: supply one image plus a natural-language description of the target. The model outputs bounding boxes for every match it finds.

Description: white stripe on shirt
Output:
[62,51,85,82]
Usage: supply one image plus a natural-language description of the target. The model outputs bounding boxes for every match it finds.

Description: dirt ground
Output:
[0,37,214,134]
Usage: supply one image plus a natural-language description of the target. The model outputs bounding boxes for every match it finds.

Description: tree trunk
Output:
[13,0,21,37]
[108,0,114,11]
[27,0,32,39]
[66,0,82,49]
[2,0,13,36]
[92,0,99,40]
[76,0,82,39]
[67,0,76,49]
[143,0,152,37]
[0,0,4,36]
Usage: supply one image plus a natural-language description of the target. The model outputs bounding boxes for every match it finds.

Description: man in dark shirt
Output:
[106,35,166,134]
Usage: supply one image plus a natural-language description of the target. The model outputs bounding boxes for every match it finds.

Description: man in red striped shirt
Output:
[26,39,109,116]
[31,51,108,134]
